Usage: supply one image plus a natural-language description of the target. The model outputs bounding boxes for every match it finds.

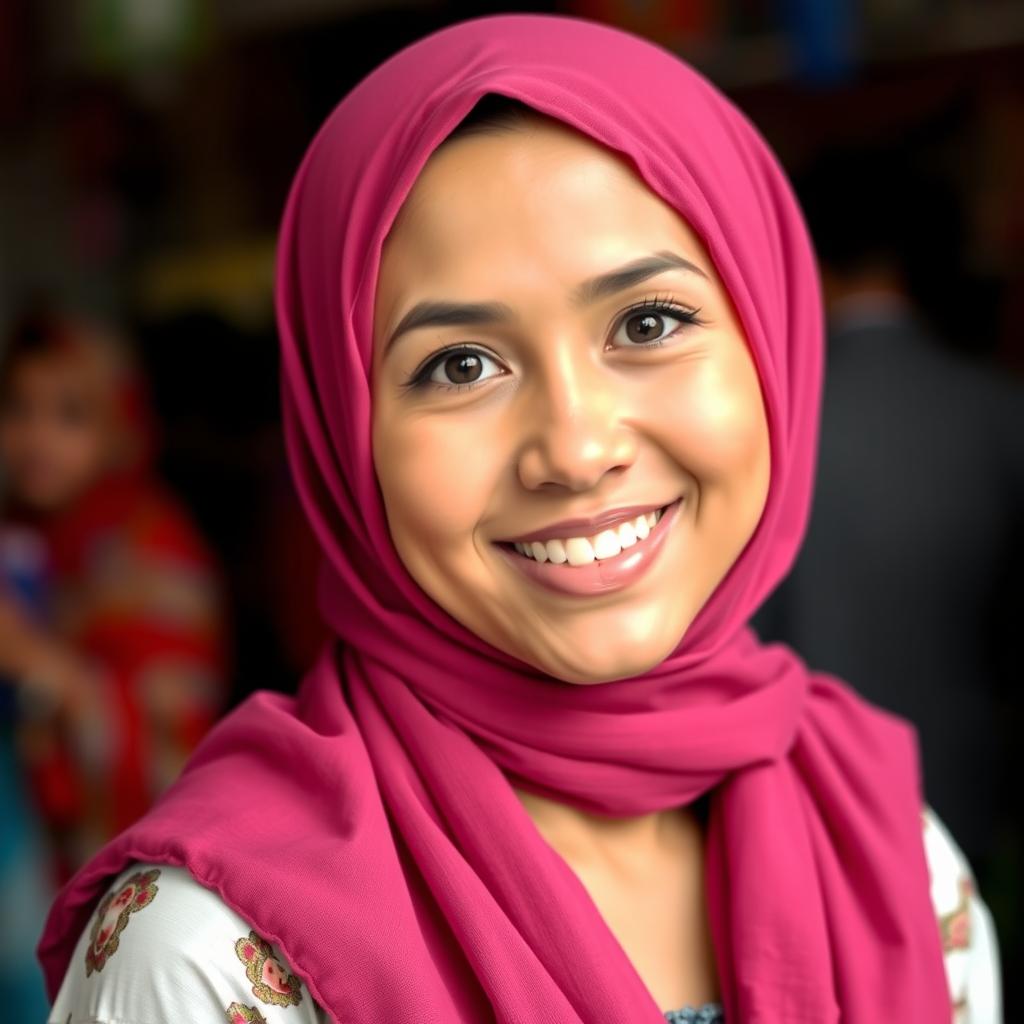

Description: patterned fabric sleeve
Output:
[45,811,1004,1024]
[922,803,1003,1024]
[46,861,329,1024]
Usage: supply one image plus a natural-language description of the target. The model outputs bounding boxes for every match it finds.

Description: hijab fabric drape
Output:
[37,13,950,1022]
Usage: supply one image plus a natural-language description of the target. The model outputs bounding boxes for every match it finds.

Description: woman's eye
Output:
[404,299,704,394]
[610,301,704,349]
[418,348,505,391]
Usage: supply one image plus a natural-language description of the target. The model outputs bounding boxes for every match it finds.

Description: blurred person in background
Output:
[751,145,1024,937]
[0,309,231,888]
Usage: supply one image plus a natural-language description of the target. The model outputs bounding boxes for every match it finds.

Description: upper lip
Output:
[497,499,677,544]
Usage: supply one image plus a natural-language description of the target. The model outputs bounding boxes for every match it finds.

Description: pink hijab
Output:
[37,13,950,1022]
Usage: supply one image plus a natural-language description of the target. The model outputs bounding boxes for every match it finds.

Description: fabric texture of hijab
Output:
[37,13,950,1022]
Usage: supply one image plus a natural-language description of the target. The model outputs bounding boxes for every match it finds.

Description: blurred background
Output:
[0,0,1021,1018]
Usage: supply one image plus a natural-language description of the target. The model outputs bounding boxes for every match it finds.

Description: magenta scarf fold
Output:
[37,13,950,1022]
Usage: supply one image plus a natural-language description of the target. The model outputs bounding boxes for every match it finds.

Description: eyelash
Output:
[401,294,706,394]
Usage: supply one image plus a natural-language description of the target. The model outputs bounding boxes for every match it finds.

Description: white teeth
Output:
[546,538,568,564]
[591,529,621,559]
[564,537,595,566]
[510,506,668,566]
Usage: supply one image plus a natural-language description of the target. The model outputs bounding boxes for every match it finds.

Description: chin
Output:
[470,583,691,686]
[517,632,682,686]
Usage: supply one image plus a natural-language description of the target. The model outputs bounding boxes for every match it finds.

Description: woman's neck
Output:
[510,784,706,878]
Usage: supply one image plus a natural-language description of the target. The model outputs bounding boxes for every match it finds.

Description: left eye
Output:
[422,349,504,390]
[610,303,700,348]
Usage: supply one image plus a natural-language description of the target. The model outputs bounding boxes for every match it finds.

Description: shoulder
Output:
[47,860,327,1024]
[88,474,219,579]
[129,483,217,562]
[921,804,1003,1024]
[86,486,223,629]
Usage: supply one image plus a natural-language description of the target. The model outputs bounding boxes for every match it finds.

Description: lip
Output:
[497,500,674,544]
[493,496,683,597]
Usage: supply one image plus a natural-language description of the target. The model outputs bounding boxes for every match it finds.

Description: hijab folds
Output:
[37,14,950,1022]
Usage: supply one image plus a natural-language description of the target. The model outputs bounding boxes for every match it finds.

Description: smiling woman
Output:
[371,102,770,686]
[37,12,999,1024]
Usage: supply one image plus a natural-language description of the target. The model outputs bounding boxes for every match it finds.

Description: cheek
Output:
[375,411,500,547]
[655,357,768,485]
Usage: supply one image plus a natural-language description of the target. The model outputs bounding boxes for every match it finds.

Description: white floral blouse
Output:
[45,804,1002,1024]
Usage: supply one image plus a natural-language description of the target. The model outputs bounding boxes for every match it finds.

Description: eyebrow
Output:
[382,250,708,357]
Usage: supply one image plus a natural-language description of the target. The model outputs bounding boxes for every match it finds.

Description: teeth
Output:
[591,529,621,559]
[546,538,568,564]
[511,506,667,566]
[565,537,595,566]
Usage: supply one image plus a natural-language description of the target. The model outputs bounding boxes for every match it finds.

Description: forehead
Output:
[377,119,710,292]
[7,347,113,397]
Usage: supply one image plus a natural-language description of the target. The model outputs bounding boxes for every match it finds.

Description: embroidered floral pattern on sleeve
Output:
[84,868,161,976]
[234,928,305,1007]
[921,807,983,1024]
[225,1001,270,1023]
[939,876,973,952]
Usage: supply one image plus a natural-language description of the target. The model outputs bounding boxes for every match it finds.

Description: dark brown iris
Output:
[625,312,664,344]
[444,352,483,384]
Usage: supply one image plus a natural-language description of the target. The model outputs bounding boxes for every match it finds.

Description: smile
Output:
[508,505,667,565]
[492,497,684,597]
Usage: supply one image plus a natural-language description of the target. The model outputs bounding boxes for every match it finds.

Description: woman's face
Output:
[371,116,770,684]
[0,349,120,511]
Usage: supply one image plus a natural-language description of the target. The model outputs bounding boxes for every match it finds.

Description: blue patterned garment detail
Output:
[663,1003,725,1023]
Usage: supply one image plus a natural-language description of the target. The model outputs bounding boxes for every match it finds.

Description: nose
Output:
[516,352,638,492]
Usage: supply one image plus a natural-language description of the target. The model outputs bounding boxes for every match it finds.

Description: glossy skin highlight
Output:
[371,114,771,686]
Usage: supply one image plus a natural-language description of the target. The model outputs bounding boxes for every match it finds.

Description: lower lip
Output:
[493,498,683,597]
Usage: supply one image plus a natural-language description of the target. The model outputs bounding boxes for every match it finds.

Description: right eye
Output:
[409,346,507,392]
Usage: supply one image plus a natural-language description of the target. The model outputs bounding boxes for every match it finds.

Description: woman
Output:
[37,13,1001,1024]
[0,310,230,886]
